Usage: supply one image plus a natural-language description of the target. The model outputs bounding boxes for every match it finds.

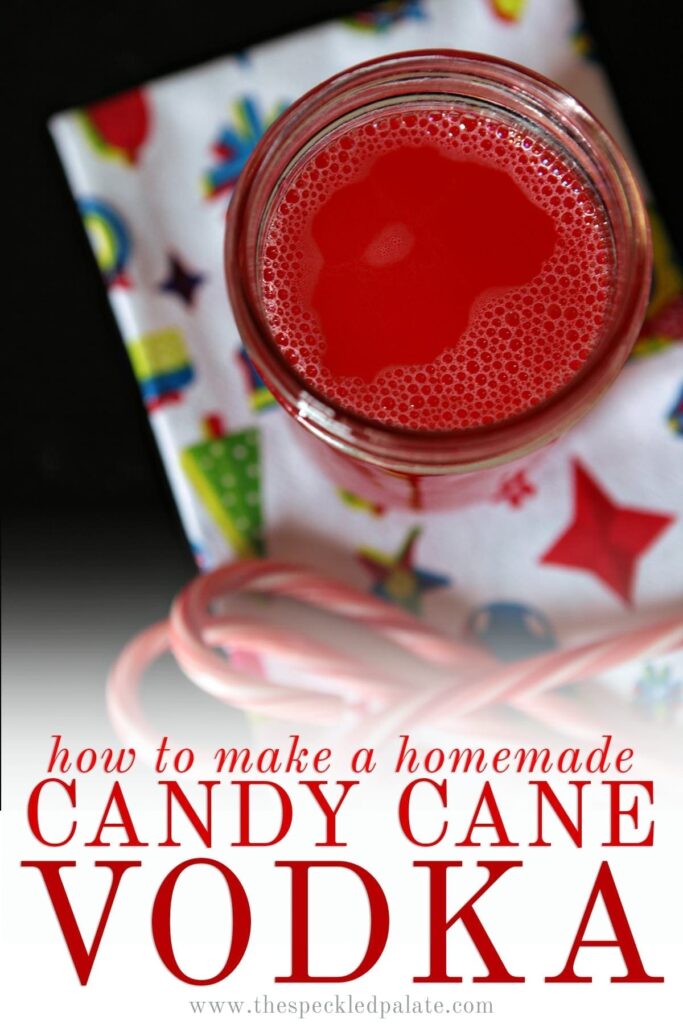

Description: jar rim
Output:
[225,49,651,474]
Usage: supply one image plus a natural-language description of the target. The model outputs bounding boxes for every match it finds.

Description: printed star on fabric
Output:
[634,664,682,720]
[202,96,288,199]
[357,526,451,614]
[494,469,537,508]
[540,459,674,605]
[158,254,205,307]
[668,383,683,435]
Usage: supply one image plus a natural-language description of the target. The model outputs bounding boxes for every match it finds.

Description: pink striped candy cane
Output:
[107,560,683,756]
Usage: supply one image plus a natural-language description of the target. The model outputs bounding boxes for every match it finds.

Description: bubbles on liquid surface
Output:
[261,107,614,431]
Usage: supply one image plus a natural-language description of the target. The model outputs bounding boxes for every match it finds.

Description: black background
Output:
[4,0,682,578]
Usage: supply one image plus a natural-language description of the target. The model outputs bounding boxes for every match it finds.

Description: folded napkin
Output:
[51,0,682,711]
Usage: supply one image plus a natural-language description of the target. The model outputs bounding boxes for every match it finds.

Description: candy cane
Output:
[107,559,683,755]
[171,560,477,667]
[355,616,683,750]
[415,615,683,723]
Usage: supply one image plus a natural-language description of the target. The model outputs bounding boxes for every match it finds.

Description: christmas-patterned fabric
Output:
[51,0,682,715]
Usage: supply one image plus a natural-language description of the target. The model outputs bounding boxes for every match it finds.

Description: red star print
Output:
[494,469,537,508]
[540,459,674,604]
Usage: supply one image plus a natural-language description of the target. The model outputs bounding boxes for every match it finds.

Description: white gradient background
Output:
[2,529,682,1023]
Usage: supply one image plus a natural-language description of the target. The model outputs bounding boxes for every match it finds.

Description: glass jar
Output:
[225,50,651,510]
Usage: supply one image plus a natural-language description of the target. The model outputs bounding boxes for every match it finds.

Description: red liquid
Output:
[261,105,614,431]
